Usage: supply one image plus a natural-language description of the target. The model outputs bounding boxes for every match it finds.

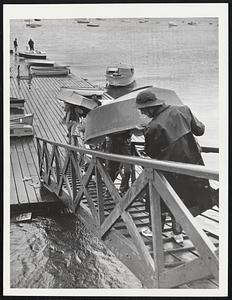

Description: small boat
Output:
[187,21,197,25]
[27,59,55,68]
[77,18,90,24]
[168,21,177,27]
[26,20,41,28]
[29,65,70,76]
[87,23,99,27]
[139,19,149,23]
[10,113,34,125]
[34,19,41,21]
[10,97,25,109]
[84,86,183,145]
[56,89,101,110]
[18,50,47,59]
[10,124,34,137]
[106,63,135,87]
[59,86,105,99]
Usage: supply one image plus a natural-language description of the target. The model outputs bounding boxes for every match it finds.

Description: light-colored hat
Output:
[136,89,164,109]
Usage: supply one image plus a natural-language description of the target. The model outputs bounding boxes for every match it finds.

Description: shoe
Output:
[171,232,184,244]
[141,227,152,237]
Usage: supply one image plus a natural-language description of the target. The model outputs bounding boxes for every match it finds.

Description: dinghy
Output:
[30,65,70,76]
[18,50,47,59]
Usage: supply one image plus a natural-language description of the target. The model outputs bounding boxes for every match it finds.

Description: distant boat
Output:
[29,65,70,76]
[87,23,99,27]
[34,19,41,21]
[77,18,90,24]
[187,21,197,25]
[168,21,178,27]
[139,19,149,23]
[106,63,135,87]
[26,19,41,28]
[18,50,47,59]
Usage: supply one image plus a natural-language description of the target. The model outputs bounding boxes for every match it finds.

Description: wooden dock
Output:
[10,57,112,211]
[10,56,219,289]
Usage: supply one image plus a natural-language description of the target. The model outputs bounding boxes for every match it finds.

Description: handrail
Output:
[131,141,219,153]
[35,135,219,287]
[35,136,219,181]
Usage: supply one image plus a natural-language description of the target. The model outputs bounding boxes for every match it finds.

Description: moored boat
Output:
[27,59,55,68]
[106,63,135,87]
[29,65,70,76]
[168,21,178,27]
[18,50,47,59]
[77,18,90,24]
[87,23,99,27]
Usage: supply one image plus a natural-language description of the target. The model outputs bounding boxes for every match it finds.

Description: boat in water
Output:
[29,65,70,76]
[106,63,135,87]
[87,23,99,27]
[187,21,197,25]
[26,19,42,28]
[76,18,90,24]
[27,59,55,68]
[18,50,47,59]
[168,21,178,27]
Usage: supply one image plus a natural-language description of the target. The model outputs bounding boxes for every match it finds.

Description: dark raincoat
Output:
[144,104,214,216]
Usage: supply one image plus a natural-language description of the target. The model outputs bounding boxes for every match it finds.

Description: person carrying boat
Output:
[135,88,219,242]
[28,38,34,51]
[104,130,132,196]
[13,38,18,54]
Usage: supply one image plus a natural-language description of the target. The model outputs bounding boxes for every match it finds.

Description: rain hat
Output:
[136,88,165,109]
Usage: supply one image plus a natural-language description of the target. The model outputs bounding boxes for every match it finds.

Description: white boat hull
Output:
[106,75,135,87]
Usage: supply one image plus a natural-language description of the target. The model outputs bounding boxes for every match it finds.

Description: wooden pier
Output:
[10,56,219,289]
[10,57,112,211]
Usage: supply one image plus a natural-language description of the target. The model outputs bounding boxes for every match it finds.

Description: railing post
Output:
[145,168,165,287]
[95,158,105,226]
[71,150,77,202]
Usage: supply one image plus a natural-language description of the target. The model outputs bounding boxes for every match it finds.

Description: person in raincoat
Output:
[135,88,218,242]
[104,130,132,196]
[65,104,90,166]
[28,38,34,51]
[13,38,18,54]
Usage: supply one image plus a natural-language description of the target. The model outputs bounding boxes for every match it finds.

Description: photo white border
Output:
[3,3,228,297]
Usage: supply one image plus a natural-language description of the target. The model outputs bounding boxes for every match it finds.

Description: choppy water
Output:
[10,17,219,288]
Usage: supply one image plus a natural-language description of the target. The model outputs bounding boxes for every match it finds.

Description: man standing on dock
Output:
[135,88,218,242]
[13,38,18,54]
[28,38,34,51]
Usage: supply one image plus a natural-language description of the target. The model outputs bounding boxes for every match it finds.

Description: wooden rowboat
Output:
[59,86,105,98]
[18,50,47,59]
[84,86,183,145]
[10,114,34,125]
[30,65,70,76]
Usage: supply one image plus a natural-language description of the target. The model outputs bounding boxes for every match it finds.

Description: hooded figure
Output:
[136,88,218,239]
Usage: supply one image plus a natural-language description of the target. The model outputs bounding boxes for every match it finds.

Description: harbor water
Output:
[10,18,219,288]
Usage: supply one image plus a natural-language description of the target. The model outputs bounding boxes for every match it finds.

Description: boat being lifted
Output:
[84,86,183,146]
[106,63,135,87]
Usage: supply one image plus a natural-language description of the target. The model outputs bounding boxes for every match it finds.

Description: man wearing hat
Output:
[136,88,218,243]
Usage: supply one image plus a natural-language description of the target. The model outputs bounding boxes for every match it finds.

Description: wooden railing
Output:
[35,136,219,288]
